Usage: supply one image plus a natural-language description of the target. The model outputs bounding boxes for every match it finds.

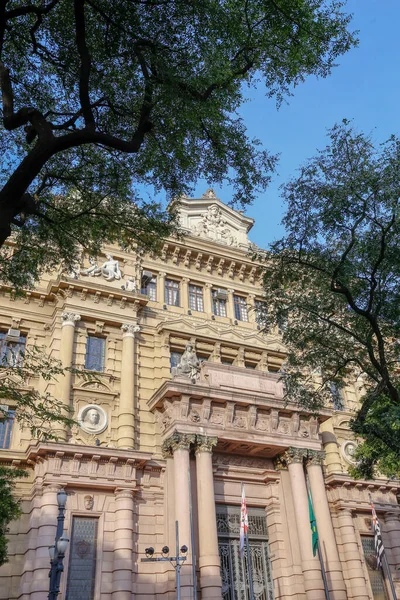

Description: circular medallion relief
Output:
[342,440,357,464]
[78,404,108,434]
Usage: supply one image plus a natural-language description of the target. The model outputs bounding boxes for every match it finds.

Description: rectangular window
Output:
[85,336,106,372]
[0,332,26,367]
[170,351,183,371]
[165,279,180,306]
[0,409,15,449]
[189,285,204,312]
[212,290,227,317]
[66,517,98,600]
[255,300,267,325]
[141,277,157,301]
[234,296,248,322]
[330,382,345,411]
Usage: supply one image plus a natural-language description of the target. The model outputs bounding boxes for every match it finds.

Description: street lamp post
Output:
[48,488,70,600]
[141,520,187,600]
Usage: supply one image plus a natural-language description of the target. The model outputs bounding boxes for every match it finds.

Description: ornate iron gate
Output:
[361,536,388,600]
[216,505,274,600]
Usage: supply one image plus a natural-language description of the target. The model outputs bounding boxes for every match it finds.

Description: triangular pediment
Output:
[170,190,254,249]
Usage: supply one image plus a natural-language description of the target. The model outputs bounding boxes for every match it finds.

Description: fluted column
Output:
[30,485,60,600]
[306,451,347,600]
[55,312,80,440]
[195,435,222,600]
[285,448,325,600]
[163,432,195,599]
[112,488,135,600]
[336,508,369,599]
[117,323,140,448]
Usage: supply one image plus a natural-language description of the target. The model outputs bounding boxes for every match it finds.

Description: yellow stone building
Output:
[0,190,398,600]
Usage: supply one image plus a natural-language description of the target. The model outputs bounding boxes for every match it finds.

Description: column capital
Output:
[283,447,308,465]
[195,435,218,454]
[204,282,213,289]
[273,455,288,471]
[162,431,196,454]
[114,488,135,500]
[61,311,81,327]
[158,271,167,278]
[306,450,326,466]
[182,277,190,283]
[384,511,400,523]
[121,323,141,337]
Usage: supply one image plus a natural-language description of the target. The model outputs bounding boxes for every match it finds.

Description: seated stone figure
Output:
[173,343,201,382]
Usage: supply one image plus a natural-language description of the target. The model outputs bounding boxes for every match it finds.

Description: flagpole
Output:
[188,464,197,600]
[382,551,398,600]
[316,540,330,600]
[245,530,255,600]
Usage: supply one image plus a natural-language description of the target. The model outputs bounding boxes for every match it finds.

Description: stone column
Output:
[157,271,166,304]
[306,451,347,600]
[30,485,60,600]
[320,426,342,475]
[182,277,190,310]
[112,488,135,600]
[55,312,80,441]
[384,512,400,574]
[336,508,369,599]
[164,432,195,599]
[195,435,222,600]
[247,294,256,323]
[117,323,140,448]
[285,448,325,600]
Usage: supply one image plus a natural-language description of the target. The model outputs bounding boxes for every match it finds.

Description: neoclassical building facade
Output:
[0,190,399,600]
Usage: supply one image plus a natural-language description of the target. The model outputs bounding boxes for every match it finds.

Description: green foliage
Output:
[0,466,28,566]
[258,121,400,478]
[0,345,92,439]
[0,0,356,288]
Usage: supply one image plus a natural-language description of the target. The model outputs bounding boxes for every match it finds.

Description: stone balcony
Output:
[148,362,331,458]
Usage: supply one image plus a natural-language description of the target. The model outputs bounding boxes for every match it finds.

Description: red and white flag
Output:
[239,484,248,557]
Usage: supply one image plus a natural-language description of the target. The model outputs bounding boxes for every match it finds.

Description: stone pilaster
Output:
[182,277,190,310]
[204,283,213,316]
[284,448,325,600]
[112,488,135,600]
[195,436,221,600]
[336,508,369,599]
[385,512,400,572]
[227,288,235,320]
[55,312,80,441]
[117,323,140,448]
[306,451,347,600]
[157,271,166,304]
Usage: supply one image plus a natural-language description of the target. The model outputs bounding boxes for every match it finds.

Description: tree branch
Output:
[74,0,95,129]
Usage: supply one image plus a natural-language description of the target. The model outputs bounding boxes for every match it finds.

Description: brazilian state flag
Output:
[308,493,319,557]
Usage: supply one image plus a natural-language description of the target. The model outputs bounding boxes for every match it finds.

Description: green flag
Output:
[308,493,319,557]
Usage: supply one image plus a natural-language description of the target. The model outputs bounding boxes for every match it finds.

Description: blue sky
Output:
[189,0,400,248]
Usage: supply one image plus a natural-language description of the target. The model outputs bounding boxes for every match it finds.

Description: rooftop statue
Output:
[81,254,122,282]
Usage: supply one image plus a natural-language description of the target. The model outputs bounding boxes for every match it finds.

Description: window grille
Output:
[255,300,267,325]
[361,536,388,600]
[234,296,248,322]
[141,277,157,301]
[165,279,180,306]
[217,505,274,600]
[0,332,26,367]
[212,290,227,317]
[0,409,15,449]
[189,285,204,312]
[66,517,98,600]
[85,336,106,372]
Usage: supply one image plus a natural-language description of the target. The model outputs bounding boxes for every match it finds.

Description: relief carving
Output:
[193,204,238,247]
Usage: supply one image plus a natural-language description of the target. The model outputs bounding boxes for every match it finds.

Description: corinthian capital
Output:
[121,323,141,337]
[195,435,218,455]
[306,450,326,466]
[61,312,81,327]
[163,431,195,453]
[283,447,308,465]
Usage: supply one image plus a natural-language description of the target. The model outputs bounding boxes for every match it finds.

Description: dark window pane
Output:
[165,279,180,306]
[170,351,183,371]
[141,277,157,301]
[85,336,105,372]
[0,332,26,368]
[0,410,15,449]
[233,296,248,322]
[189,285,204,312]
[66,517,98,600]
[212,290,227,317]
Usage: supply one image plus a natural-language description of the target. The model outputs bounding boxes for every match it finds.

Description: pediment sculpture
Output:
[171,343,201,383]
[81,254,122,281]
[193,204,238,247]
